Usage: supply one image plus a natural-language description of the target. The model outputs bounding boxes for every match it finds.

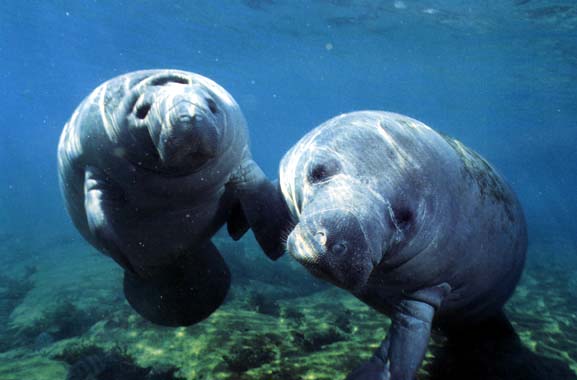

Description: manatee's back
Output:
[382,114,528,321]
[380,112,527,322]
[352,112,527,322]
[436,136,528,322]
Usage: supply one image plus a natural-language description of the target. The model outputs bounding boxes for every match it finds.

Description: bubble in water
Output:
[423,8,439,15]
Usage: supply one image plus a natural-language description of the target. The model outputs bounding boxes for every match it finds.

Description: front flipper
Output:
[346,339,391,380]
[227,157,292,260]
[123,241,231,327]
[226,200,250,241]
[84,165,135,272]
[347,284,450,380]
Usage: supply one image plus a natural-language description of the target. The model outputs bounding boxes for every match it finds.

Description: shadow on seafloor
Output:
[426,317,576,380]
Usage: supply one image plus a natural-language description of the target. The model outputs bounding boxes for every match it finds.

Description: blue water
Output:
[1,0,576,378]
[1,0,575,242]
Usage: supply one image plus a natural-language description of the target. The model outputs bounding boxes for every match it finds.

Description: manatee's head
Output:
[113,71,243,176]
[281,112,420,293]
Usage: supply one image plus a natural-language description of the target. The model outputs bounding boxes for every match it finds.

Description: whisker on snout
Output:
[280,220,297,252]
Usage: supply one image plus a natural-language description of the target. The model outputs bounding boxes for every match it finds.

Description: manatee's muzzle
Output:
[287,208,385,292]
[156,100,220,168]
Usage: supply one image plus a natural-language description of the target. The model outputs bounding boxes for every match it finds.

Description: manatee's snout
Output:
[287,208,384,292]
[155,97,220,169]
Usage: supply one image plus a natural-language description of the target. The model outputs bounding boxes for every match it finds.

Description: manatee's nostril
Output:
[179,115,194,123]
[314,231,327,246]
[331,242,347,255]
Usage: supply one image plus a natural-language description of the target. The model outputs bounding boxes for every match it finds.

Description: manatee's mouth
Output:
[126,137,216,178]
[286,224,323,264]
[128,156,213,178]
[286,225,334,283]
[157,152,215,176]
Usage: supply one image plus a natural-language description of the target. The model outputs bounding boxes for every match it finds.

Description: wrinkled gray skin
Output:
[58,70,287,326]
[280,111,527,380]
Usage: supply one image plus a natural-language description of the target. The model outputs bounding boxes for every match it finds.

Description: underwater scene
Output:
[1,1,577,379]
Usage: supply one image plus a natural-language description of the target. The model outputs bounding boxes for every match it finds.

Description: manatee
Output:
[58,70,287,326]
[279,111,527,379]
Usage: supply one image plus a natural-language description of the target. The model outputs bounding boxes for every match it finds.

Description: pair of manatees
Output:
[58,70,527,380]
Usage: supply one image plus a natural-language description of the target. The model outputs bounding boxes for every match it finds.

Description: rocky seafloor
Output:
[0,233,576,380]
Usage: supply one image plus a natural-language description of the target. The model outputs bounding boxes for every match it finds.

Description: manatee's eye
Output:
[394,207,413,229]
[135,103,151,119]
[308,159,341,184]
[206,98,218,114]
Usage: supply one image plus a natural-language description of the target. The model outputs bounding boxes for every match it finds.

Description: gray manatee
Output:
[58,70,287,326]
[280,111,527,380]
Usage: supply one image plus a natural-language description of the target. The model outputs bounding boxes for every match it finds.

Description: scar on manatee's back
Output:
[441,135,515,223]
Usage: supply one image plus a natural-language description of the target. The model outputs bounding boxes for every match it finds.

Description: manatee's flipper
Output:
[123,241,230,327]
[347,284,450,380]
[84,165,134,272]
[346,339,390,380]
[228,158,292,260]
[226,200,250,241]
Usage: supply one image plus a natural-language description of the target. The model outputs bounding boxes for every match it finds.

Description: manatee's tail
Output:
[123,241,230,327]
